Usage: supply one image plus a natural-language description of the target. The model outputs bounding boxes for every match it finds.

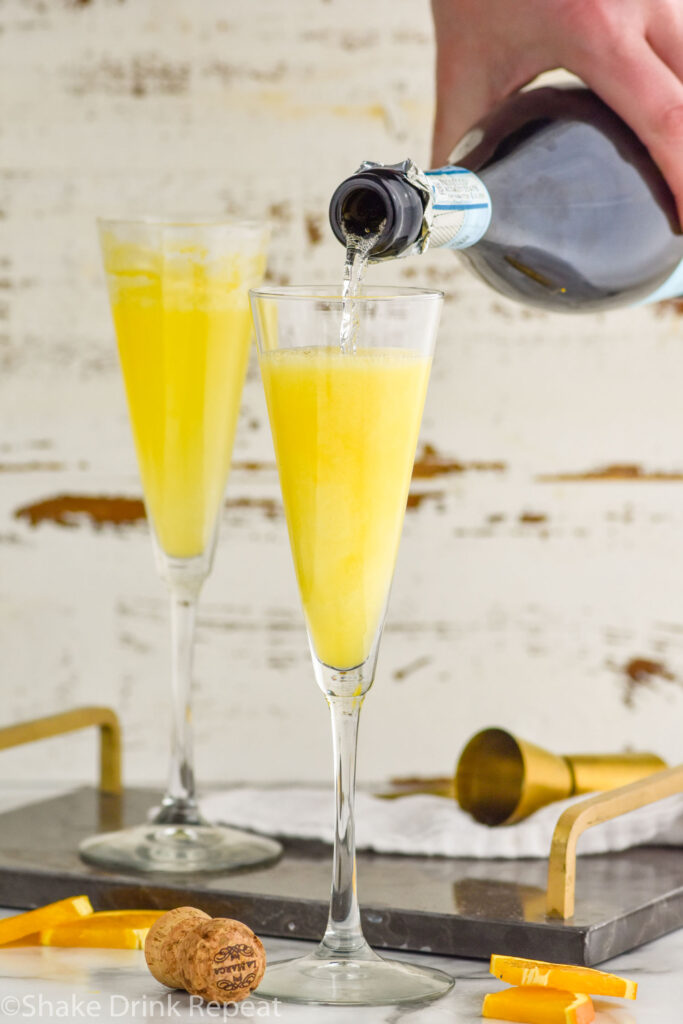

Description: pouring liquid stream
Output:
[339,228,382,353]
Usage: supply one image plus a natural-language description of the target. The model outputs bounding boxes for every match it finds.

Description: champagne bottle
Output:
[328,85,683,312]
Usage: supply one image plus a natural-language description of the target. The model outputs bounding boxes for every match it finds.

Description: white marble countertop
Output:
[0,910,680,1022]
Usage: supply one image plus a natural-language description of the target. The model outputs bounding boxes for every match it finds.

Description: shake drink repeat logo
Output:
[0,993,281,1018]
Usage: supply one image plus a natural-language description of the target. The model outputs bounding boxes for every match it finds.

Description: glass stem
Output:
[322,695,367,954]
[154,587,203,826]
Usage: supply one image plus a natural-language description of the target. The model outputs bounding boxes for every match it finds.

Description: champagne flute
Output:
[80,218,281,873]
[249,286,453,1004]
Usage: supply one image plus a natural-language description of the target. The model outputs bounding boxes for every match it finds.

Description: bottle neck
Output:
[329,161,492,259]
[328,162,426,258]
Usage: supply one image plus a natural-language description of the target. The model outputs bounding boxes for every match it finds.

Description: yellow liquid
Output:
[260,347,431,669]
[105,248,255,559]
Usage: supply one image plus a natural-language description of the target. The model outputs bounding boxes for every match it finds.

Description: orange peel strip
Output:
[0,934,41,948]
[0,896,93,946]
[490,954,637,1000]
[40,910,164,949]
[483,985,595,1024]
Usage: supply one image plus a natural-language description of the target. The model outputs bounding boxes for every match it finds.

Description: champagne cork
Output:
[145,907,211,989]
[179,918,266,1003]
[144,908,266,1005]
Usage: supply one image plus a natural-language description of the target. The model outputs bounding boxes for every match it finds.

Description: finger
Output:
[431,0,480,163]
[432,48,541,165]
[573,37,683,225]
[430,2,494,165]
[432,70,496,166]
[647,2,683,81]
[430,0,555,165]
[430,0,542,165]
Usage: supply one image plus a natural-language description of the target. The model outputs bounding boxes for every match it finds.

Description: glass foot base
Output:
[255,943,454,1006]
[79,823,282,874]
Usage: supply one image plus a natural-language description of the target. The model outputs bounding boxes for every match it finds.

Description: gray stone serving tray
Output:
[0,786,680,965]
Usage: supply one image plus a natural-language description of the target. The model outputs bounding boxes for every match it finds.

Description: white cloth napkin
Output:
[200,786,683,859]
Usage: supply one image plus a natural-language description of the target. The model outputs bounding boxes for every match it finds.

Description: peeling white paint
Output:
[0,0,681,793]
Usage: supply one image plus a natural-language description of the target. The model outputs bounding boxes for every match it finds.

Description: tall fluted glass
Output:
[250,286,453,1004]
[79,218,281,873]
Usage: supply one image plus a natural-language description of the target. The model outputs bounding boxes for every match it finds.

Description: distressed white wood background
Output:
[1,0,682,790]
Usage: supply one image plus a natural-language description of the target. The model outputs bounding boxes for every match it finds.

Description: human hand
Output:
[431,0,683,223]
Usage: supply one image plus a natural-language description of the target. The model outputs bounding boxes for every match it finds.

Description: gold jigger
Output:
[378,727,667,825]
[455,728,667,825]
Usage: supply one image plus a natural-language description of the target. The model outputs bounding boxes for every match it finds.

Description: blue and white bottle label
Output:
[424,167,492,250]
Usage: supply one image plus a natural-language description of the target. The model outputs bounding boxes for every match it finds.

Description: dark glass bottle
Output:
[329,85,683,312]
